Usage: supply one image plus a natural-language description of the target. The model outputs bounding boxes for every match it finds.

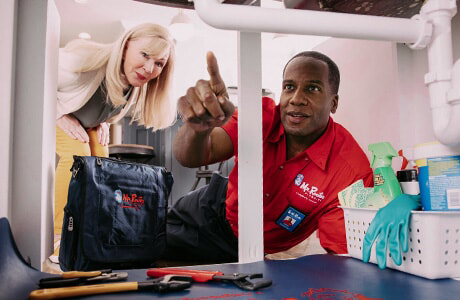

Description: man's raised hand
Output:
[177,51,235,132]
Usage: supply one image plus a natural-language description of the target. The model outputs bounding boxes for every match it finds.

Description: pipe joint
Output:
[407,15,433,50]
[424,70,452,85]
[421,0,457,17]
[447,59,460,104]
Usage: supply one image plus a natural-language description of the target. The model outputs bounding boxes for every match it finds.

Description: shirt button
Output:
[265,193,270,198]
[305,158,309,161]
[279,165,284,170]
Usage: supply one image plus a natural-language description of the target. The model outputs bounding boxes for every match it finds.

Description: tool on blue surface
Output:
[38,269,128,288]
[147,268,272,291]
[29,274,193,299]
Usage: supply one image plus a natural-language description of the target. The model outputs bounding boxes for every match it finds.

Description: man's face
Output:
[280,56,338,142]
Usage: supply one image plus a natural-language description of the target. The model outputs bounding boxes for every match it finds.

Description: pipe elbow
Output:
[194,0,225,30]
[434,60,460,146]
[432,104,460,146]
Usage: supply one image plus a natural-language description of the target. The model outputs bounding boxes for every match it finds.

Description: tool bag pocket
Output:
[59,156,173,271]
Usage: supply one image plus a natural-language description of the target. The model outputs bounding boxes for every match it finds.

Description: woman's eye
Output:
[141,52,149,58]
[156,62,164,68]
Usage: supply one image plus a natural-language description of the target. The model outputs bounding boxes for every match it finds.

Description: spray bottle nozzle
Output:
[368,142,398,169]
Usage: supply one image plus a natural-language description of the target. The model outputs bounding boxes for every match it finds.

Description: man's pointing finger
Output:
[206,51,225,92]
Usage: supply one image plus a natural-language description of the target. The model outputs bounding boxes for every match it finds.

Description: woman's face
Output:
[122,37,169,87]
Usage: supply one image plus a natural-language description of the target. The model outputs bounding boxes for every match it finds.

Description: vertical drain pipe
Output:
[422,0,460,146]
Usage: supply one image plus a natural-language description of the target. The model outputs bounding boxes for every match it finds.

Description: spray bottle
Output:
[366,142,402,208]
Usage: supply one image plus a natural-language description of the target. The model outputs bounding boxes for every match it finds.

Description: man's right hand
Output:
[177,51,235,133]
[56,114,89,143]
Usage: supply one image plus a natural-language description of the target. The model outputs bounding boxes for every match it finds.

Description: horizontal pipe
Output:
[194,0,423,43]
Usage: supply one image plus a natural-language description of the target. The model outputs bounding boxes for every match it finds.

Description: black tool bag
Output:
[58,156,173,271]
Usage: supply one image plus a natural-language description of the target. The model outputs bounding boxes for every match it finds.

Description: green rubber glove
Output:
[362,194,421,269]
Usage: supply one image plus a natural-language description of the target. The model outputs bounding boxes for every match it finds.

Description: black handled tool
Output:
[30,275,193,299]
[39,269,128,288]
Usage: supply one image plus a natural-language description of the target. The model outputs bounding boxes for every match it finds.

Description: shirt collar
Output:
[306,117,335,171]
[267,109,335,171]
[267,104,284,143]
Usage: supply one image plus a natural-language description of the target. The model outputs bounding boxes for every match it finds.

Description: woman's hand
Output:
[96,122,110,146]
[56,114,89,143]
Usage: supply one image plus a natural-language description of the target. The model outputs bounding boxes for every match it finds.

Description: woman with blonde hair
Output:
[53,23,176,257]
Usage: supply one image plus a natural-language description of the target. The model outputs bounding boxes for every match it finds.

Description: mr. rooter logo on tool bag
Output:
[114,189,145,210]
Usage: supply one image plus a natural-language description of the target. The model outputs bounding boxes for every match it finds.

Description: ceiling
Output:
[135,0,426,18]
[55,0,264,46]
[55,0,430,46]
[134,0,258,9]
[54,0,190,45]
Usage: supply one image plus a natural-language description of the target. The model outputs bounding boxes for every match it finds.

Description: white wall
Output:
[0,0,16,220]
[315,39,401,157]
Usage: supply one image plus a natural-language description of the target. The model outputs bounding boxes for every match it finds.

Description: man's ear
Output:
[330,94,339,114]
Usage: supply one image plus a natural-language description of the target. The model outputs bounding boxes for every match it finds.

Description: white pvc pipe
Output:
[237,32,264,263]
[194,0,423,43]
[422,0,460,146]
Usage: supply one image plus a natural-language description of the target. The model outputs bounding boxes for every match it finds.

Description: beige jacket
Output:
[56,48,137,123]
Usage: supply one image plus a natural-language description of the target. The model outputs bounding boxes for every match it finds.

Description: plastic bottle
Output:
[366,142,402,208]
[413,141,460,211]
[397,169,420,195]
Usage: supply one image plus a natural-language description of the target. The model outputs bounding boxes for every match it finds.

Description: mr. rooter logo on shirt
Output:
[294,174,325,204]
[114,189,145,210]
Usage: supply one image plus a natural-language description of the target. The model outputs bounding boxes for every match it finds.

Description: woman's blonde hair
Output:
[64,23,176,130]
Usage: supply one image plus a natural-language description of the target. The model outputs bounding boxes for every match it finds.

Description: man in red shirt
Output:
[165,51,373,263]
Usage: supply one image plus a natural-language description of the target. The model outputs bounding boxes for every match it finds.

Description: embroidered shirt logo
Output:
[294,173,325,203]
[294,174,304,186]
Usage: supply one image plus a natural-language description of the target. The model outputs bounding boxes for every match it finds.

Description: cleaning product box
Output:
[414,142,460,211]
[337,179,373,208]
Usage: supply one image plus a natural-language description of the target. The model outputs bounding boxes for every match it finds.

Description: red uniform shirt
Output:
[222,97,373,254]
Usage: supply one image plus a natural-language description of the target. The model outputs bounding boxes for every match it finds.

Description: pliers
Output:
[147,268,272,291]
[38,269,128,288]
[30,275,193,299]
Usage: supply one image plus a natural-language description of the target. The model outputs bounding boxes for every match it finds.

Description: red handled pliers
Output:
[147,268,272,291]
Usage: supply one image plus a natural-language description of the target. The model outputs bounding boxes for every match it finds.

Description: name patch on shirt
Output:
[276,206,306,232]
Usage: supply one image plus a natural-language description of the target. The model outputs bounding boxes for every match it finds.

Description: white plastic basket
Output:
[342,207,460,279]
